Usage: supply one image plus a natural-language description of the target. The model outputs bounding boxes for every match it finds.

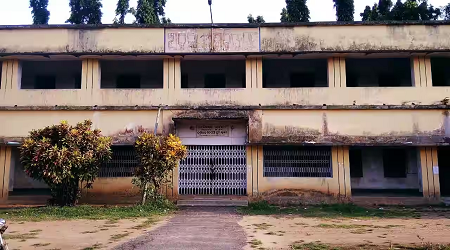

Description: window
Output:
[346,58,412,87]
[431,58,450,86]
[350,148,363,178]
[263,59,328,88]
[205,74,226,88]
[263,146,332,177]
[383,148,407,178]
[99,146,138,178]
[117,75,141,89]
[181,60,245,88]
[101,60,163,89]
[21,61,82,89]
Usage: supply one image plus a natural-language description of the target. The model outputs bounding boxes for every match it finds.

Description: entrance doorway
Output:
[438,147,450,196]
[178,145,247,196]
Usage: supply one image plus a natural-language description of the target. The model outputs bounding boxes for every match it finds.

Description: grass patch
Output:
[4,231,39,241]
[0,200,175,222]
[239,201,420,219]
[31,243,51,247]
[29,229,43,233]
[81,230,98,234]
[110,233,131,241]
[249,239,263,248]
[82,243,102,250]
[131,217,157,230]
[291,242,338,250]
[252,223,272,230]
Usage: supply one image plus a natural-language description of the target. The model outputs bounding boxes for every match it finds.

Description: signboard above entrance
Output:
[196,125,230,137]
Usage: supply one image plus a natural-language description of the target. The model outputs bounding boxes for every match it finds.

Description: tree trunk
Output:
[141,182,149,205]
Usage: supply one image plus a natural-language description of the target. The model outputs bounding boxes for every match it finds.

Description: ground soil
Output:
[4,217,168,250]
[240,213,450,249]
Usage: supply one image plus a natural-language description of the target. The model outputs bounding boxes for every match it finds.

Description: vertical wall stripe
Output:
[328,58,335,88]
[424,57,432,88]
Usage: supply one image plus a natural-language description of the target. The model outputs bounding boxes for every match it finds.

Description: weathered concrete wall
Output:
[351,147,420,190]
[165,28,259,53]
[260,25,450,52]
[0,28,165,54]
[247,146,351,197]
[256,109,449,145]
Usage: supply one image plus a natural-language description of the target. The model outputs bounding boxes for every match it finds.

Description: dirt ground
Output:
[240,214,450,249]
[3,217,169,250]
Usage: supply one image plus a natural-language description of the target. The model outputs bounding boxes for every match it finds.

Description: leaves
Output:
[29,0,50,25]
[360,0,441,21]
[248,14,265,23]
[114,0,129,24]
[281,0,310,23]
[134,133,186,202]
[20,120,112,206]
[333,0,354,21]
[66,0,103,25]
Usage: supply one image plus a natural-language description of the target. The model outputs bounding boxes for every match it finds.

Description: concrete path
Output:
[114,207,247,250]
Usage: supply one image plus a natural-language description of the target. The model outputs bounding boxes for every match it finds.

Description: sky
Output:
[0,0,449,25]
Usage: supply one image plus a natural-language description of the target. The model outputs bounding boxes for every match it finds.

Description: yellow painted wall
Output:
[0,28,164,54]
[260,25,450,52]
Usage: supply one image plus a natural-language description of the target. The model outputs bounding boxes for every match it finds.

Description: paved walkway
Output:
[114,207,247,250]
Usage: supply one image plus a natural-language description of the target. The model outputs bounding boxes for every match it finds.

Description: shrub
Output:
[134,133,187,204]
[20,120,112,206]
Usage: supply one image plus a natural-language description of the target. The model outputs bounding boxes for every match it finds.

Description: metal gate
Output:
[179,145,247,196]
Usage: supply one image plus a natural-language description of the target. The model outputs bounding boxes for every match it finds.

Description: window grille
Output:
[263,146,332,178]
[99,147,138,178]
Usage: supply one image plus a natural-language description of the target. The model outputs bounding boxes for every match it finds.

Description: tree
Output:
[161,16,171,24]
[20,120,112,206]
[30,0,50,25]
[360,0,441,21]
[444,3,450,20]
[133,0,167,24]
[67,0,103,25]
[280,8,289,22]
[281,0,310,22]
[333,0,354,21]
[134,133,187,205]
[114,0,129,24]
[248,14,265,23]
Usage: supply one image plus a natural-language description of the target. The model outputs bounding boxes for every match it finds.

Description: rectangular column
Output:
[246,57,263,89]
[332,146,351,197]
[0,146,12,202]
[412,57,433,87]
[328,58,346,88]
[419,147,440,199]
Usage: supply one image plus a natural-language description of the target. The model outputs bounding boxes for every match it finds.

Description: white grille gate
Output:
[179,145,247,196]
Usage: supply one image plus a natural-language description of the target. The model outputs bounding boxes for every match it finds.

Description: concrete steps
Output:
[177,197,248,207]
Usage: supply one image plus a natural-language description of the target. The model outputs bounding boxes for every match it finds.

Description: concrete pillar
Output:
[1,60,21,106]
[0,146,12,203]
[412,56,432,87]
[332,146,351,197]
[163,58,180,105]
[328,57,346,88]
[246,145,262,197]
[81,59,101,106]
[419,147,440,199]
[246,57,263,89]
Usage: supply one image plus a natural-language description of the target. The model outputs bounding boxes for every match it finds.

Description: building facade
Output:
[1,22,450,205]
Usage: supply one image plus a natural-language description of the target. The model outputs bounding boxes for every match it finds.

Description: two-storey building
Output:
[1,21,450,205]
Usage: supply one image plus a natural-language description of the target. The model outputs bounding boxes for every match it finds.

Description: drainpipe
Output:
[154,107,162,135]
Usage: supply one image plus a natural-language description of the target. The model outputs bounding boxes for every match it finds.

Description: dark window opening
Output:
[99,146,138,178]
[383,148,407,178]
[117,75,141,88]
[101,60,163,89]
[263,59,328,88]
[181,60,245,88]
[35,75,56,89]
[263,146,332,178]
[346,58,412,87]
[0,63,2,88]
[350,148,363,178]
[431,58,450,86]
[21,61,82,89]
[205,74,226,88]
